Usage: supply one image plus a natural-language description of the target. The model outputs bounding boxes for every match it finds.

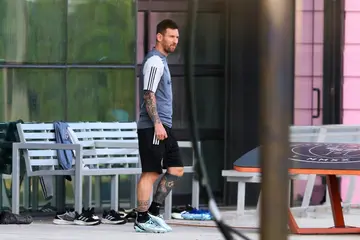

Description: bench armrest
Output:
[13,143,81,151]
[12,142,82,175]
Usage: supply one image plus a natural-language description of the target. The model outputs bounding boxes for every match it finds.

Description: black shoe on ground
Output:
[102,210,127,225]
[0,211,33,224]
[124,209,137,222]
[74,207,100,226]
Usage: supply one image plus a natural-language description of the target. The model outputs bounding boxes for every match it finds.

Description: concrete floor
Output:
[0,209,360,240]
[0,222,359,240]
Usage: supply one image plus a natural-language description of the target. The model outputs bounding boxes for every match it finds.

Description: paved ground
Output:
[0,221,359,240]
[0,209,360,240]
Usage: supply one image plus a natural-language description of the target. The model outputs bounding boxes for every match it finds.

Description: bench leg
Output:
[11,146,20,214]
[32,177,39,211]
[83,176,92,209]
[164,190,172,220]
[256,190,261,214]
[74,174,83,213]
[22,176,29,209]
[191,177,200,209]
[237,182,246,216]
[110,175,119,211]
[130,175,138,209]
[94,176,101,208]
[301,174,316,209]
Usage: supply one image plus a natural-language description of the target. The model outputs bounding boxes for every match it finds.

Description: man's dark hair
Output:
[156,19,178,35]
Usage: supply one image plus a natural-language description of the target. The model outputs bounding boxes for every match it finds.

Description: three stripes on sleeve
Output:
[143,55,164,93]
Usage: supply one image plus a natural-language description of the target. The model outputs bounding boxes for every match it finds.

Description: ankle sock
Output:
[148,202,161,216]
[136,211,150,223]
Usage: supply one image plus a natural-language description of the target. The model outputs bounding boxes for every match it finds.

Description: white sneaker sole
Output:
[53,219,75,225]
[101,219,126,225]
[74,220,100,226]
[134,225,167,233]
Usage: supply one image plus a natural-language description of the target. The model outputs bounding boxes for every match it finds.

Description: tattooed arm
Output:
[142,55,164,125]
[144,91,161,125]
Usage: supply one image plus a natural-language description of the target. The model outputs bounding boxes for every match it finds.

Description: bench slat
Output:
[21,124,54,130]
[68,122,136,130]
[23,132,55,140]
[84,158,139,165]
[75,131,137,139]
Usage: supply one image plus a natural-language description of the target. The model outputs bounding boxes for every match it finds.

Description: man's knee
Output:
[167,167,184,177]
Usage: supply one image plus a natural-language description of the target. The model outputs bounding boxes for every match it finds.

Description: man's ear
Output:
[156,33,163,42]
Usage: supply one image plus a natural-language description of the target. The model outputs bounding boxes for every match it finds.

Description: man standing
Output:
[135,19,184,233]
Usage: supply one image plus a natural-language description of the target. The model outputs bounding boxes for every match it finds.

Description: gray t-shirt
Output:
[137,49,173,129]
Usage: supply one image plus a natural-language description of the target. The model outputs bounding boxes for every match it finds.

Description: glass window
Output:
[172,77,225,129]
[149,12,224,65]
[66,69,136,122]
[67,0,136,64]
[0,68,66,122]
[0,0,67,64]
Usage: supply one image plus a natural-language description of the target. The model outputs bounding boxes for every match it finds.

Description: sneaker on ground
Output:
[149,213,172,232]
[134,218,167,233]
[53,210,77,225]
[119,208,134,214]
[74,207,100,226]
[123,209,136,222]
[40,202,57,213]
[171,211,186,220]
[171,204,194,220]
[102,210,127,225]
[181,209,213,221]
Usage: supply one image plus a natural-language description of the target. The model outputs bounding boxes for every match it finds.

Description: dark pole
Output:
[258,0,295,240]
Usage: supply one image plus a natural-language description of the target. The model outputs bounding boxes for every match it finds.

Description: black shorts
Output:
[137,125,183,174]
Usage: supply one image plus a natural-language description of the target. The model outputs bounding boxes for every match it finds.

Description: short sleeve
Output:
[142,55,164,93]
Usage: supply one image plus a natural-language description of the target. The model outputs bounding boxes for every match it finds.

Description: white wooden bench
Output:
[12,121,199,218]
[222,124,360,216]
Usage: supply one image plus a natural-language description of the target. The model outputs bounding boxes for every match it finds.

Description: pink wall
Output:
[341,0,360,204]
[294,0,323,127]
[293,0,325,204]
[293,0,360,205]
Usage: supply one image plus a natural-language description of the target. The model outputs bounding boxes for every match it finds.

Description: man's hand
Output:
[155,123,168,141]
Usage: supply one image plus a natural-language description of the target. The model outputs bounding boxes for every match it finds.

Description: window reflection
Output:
[0,0,136,65]
[66,69,136,122]
[0,0,66,64]
[0,68,66,122]
[149,12,224,65]
[67,0,136,64]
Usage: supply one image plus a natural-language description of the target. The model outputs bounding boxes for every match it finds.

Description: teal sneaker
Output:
[149,213,172,232]
[134,218,167,233]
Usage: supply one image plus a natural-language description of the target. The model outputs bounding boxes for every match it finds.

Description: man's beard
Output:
[165,45,176,53]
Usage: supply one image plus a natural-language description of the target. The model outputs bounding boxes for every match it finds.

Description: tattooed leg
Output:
[136,172,159,222]
[148,172,180,216]
[137,199,150,212]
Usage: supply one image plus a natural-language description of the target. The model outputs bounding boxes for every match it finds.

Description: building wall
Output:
[292,0,325,205]
[341,0,360,204]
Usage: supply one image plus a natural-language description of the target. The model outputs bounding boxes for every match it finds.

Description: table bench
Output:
[223,124,360,217]
[234,141,360,234]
